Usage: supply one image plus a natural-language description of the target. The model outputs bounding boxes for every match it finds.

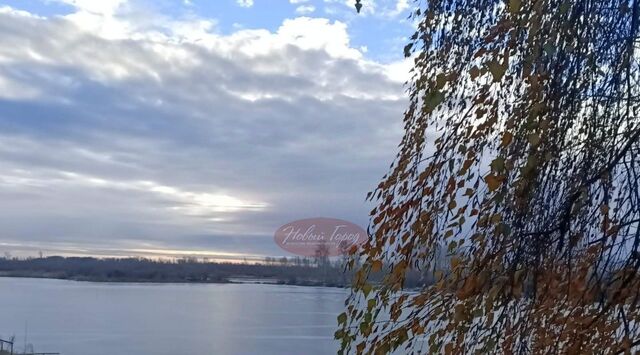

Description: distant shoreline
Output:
[0,256,432,289]
[0,273,347,288]
[0,256,355,288]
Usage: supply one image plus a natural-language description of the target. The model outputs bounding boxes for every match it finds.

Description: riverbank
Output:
[0,256,432,288]
[0,256,353,288]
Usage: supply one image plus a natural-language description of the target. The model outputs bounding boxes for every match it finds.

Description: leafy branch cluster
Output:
[338,0,640,353]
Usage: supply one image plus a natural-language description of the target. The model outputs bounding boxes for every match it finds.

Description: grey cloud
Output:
[0,10,405,257]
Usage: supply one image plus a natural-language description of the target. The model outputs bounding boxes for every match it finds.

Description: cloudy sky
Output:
[0,0,411,260]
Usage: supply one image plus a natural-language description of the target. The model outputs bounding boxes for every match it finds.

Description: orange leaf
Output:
[484,174,504,191]
[371,260,383,273]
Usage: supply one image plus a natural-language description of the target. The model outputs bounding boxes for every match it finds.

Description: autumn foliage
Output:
[337,0,640,353]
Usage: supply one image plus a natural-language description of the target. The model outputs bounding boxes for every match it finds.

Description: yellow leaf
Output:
[501,131,513,147]
[450,256,461,269]
[362,283,372,297]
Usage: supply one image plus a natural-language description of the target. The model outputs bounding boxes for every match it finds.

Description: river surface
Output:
[0,277,348,355]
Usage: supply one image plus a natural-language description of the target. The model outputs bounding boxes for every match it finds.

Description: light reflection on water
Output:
[0,277,348,355]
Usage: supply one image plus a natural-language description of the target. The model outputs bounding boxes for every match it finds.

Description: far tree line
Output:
[0,254,437,289]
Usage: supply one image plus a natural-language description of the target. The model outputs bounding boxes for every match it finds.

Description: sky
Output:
[0,0,413,260]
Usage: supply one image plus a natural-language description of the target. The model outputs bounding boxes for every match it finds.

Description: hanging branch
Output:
[337,0,640,353]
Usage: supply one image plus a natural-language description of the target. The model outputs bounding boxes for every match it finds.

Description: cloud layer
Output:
[0,4,407,259]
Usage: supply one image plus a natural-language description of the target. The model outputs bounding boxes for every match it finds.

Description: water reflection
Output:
[0,278,347,355]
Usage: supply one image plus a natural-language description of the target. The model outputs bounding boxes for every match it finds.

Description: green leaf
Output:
[436,73,447,89]
[490,157,506,173]
[508,0,521,13]
[337,312,347,325]
[425,90,445,112]
[497,222,511,236]
[487,60,507,82]
[522,155,539,175]
[396,329,409,346]
[359,321,368,333]
[543,43,556,56]
[362,283,373,297]
[367,298,376,311]
[528,133,541,146]
[485,337,497,351]
[363,311,372,323]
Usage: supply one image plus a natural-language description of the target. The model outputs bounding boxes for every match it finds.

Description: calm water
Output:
[0,277,348,355]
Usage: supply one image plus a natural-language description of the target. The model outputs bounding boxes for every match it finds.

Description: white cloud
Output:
[295,5,316,14]
[0,5,44,18]
[272,17,360,60]
[236,0,254,7]
[2,168,265,213]
[53,0,133,39]
[289,0,310,3]
[53,0,127,15]
[383,0,409,17]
